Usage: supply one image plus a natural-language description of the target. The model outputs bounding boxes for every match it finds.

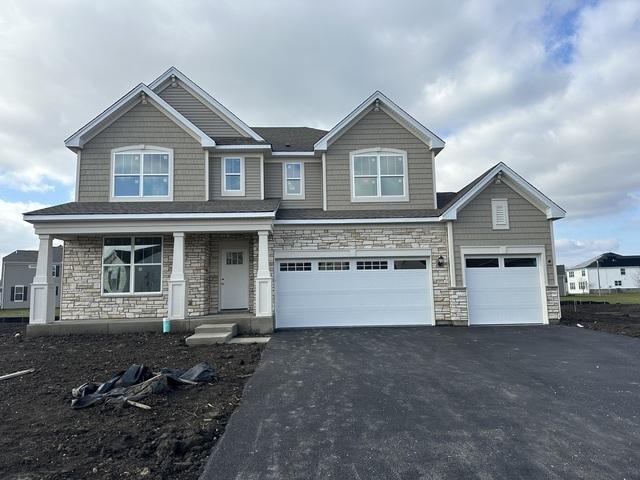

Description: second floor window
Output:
[283,162,304,199]
[350,149,408,202]
[222,157,245,196]
[112,148,172,200]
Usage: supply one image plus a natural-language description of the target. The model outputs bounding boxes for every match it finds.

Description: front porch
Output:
[25,221,275,336]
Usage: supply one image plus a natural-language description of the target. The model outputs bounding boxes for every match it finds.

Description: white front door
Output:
[465,256,544,325]
[220,247,249,310]
[275,257,433,328]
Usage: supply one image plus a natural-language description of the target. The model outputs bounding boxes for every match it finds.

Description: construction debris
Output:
[70,362,217,409]
[0,368,35,381]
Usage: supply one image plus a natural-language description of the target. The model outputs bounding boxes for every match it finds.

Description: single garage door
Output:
[466,256,544,325]
[275,257,433,328]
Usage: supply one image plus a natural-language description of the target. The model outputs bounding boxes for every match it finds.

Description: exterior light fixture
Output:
[437,256,446,267]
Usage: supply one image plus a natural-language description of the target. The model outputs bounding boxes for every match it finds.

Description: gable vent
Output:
[491,199,509,230]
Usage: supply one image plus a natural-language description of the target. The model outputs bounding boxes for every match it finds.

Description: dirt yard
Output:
[0,324,264,480]
[560,302,640,337]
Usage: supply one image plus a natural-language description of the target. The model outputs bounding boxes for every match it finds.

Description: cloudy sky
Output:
[0,0,638,268]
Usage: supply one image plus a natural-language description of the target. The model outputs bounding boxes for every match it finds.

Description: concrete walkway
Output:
[202,326,640,479]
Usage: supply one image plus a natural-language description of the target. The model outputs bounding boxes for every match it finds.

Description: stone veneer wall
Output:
[546,285,561,323]
[61,233,227,320]
[60,235,173,320]
[448,287,469,326]
[185,234,210,317]
[209,233,256,314]
[271,224,453,325]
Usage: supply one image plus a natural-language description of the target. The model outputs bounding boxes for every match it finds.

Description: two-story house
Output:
[567,252,640,294]
[23,67,565,335]
[1,247,63,310]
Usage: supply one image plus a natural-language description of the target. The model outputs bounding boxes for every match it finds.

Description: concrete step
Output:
[186,331,233,346]
[228,336,270,344]
[195,323,238,335]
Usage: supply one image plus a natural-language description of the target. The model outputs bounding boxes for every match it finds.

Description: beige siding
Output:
[78,102,205,202]
[325,108,435,210]
[210,155,262,200]
[452,182,554,285]
[158,84,245,138]
[264,161,322,208]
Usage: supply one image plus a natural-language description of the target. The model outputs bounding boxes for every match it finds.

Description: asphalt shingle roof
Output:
[3,246,63,263]
[251,127,328,152]
[24,200,280,216]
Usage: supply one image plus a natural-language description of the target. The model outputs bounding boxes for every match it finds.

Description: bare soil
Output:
[560,302,640,337]
[0,324,264,480]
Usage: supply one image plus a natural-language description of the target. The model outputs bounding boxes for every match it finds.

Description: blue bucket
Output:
[162,317,171,333]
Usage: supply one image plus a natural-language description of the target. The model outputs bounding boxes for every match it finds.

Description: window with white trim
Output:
[318,261,350,271]
[283,162,304,199]
[578,281,588,290]
[279,262,312,272]
[569,282,575,289]
[351,149,408,201]
[356,260,388,270]
[13,285,25,302]
[102,237,162,294]
[491,199,509,230]
[621,268,626,275]
[112,148,171,199]
[568,271,574,278]
[222,157,244,196]
[614,280,622,286]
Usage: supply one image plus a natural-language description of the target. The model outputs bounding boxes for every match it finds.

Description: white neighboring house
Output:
[566,252,640,294]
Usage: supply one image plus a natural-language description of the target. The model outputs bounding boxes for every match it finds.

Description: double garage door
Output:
[465,256,545,325]
[275,256,433,328]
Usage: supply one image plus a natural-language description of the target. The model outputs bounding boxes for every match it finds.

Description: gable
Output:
[314,91,445,152]
[457,181,546,220]
[158,84,246,138]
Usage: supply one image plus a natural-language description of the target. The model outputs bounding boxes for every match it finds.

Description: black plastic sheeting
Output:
[71,362,217,409]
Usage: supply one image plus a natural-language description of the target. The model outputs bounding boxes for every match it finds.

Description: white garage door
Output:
[275,257,433,328]
[466,256,544,325]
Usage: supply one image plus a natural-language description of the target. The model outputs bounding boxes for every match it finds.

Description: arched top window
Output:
[350,148,408,202]
[111,146,173,201]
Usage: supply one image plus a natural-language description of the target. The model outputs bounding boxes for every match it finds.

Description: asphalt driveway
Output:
[202,327,640,479]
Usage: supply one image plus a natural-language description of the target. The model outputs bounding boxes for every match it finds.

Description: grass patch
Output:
[561,292,640,304]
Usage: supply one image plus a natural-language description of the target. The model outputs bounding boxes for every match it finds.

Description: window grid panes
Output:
[284,163,303,196]
[224,158,242,192]
[353,151,406,198]
[103,237,162,294]
[615,280,622,286]
[226,252,244,265]
[356,260,388,270]
[114,151,169,198]
[14,286,24,302]
[279,262,312,272]
[318,261,350,271]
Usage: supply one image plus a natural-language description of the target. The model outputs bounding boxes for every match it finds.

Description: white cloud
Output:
[0,198,46,271]
[555,238,620,268]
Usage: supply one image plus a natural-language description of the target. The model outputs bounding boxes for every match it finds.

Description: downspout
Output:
[322,152,327,211]
[447,221,456,287]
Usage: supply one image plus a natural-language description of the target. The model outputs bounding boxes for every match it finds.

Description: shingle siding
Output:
[210,155,262,200]
[325,108,435,211]
[157,84,245,138]
[264,161,322,209]
[452,182,555,285]
[77,102,206,202]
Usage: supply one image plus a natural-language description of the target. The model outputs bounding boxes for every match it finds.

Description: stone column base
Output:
[546,286,561,324]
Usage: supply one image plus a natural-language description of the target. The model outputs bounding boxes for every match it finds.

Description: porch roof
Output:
[24,199,280,217]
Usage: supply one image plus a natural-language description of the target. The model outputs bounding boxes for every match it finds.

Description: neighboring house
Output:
[22,67,565,333]
[566,252,640,294]
[1,247,63,309]
[557,265,568,296]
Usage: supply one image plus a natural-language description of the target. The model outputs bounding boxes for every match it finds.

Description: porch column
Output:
[255,230,272,316]
[168,232,187,320]
[29,234,55,324]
